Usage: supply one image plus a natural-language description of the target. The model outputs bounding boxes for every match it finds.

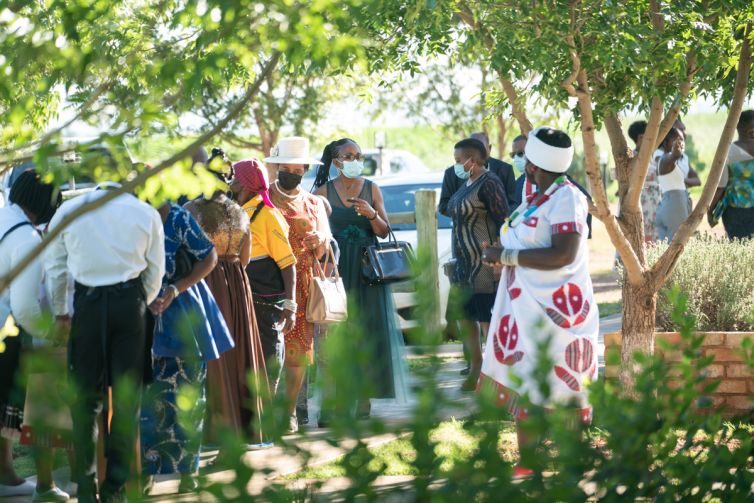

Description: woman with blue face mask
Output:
[312,139,411,424]
[446,138,510,391]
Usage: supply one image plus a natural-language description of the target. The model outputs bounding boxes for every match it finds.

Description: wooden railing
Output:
[386,189,440,333]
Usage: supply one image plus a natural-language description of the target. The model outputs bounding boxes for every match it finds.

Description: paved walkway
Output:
[5,315,623,501]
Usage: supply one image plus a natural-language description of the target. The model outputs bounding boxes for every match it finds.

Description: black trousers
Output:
[69,279,147,501]
[253,297,285,394]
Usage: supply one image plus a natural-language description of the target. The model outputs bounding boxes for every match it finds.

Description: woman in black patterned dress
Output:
[447,138,509,390]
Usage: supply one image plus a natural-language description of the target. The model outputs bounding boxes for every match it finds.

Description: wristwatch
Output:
[167,284,180,297]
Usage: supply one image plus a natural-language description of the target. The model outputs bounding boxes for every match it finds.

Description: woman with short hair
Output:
[480,127,599,479]
[654,127,701,241]
[140,201,234,494]
[0,170,66,501]
[446,138,509,390]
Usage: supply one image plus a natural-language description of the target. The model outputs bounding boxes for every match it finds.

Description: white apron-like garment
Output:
[480,182,599,421]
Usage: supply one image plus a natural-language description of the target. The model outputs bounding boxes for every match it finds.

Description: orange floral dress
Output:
[270,183,329,367]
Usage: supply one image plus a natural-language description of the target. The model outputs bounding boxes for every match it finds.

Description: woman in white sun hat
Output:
[265,137,332,433]
[479,127,598,479]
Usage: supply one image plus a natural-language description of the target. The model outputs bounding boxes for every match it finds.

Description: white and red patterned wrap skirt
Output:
[479,182,599,423]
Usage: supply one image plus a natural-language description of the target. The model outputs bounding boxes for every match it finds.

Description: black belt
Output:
[74,277,143,447]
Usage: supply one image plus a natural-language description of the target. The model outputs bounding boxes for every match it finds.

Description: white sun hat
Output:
[264,136,323,165]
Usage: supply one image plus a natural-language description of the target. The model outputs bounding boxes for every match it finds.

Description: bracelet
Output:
[282,299,298,313]
[368,210,378,221]
[167,284,180,297]
[500,249,519,266]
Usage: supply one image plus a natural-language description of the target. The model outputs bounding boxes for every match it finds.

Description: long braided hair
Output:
[312,138,358,189]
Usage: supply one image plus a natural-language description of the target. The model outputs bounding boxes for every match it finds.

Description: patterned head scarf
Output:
[233,158,276,208]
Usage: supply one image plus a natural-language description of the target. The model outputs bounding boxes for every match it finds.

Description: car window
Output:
[389,155,408,174]
[363,155,378,176]
[381,183,452,230]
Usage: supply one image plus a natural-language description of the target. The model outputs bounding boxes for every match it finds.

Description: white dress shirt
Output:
[0,204,48,338]
[44,191,165,316]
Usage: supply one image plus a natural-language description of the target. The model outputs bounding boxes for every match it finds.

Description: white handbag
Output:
[306,245,348,324]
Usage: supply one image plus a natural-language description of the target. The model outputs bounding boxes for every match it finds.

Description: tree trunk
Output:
[619,277,656,388]
[496,114,507,160]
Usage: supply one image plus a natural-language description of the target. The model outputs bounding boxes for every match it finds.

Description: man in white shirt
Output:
[44,186,164,503]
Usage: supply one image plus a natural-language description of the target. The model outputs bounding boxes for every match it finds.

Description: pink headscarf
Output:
[233,159,276,209]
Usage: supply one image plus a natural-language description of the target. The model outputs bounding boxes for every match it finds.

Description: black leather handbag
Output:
[361,229,414,285]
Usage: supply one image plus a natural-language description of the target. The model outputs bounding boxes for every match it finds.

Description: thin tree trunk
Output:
[496,114,507,160]
[619,278,656,388]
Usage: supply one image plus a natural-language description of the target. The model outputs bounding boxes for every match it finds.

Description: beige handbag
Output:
[306,245,348,324]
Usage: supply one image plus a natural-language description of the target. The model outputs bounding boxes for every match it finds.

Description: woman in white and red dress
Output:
[480,127,599,478]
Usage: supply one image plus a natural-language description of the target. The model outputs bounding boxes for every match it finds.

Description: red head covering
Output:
[233,159,276,209]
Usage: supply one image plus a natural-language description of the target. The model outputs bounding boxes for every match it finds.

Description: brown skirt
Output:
[204,257,269,442]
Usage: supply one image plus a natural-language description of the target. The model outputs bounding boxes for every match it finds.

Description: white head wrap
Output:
[524,126,574,174]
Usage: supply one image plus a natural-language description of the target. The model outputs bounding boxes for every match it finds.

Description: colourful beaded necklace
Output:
[502,175,567,234]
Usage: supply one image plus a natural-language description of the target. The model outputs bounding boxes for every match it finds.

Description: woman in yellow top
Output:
[230,159,297,393]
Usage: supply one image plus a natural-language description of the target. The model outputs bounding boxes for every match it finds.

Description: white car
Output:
[303,148,428,187]
[375,172,452,332]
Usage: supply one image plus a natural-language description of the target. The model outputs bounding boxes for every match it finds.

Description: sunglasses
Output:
[510,152,525,159]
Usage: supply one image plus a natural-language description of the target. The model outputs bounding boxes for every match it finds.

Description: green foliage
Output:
[366,0,754,124]
[1,0,367,197]
[646,235,754,331]
[10,258,754,500]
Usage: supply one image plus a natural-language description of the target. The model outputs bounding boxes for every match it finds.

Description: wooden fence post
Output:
[415,189,440,333]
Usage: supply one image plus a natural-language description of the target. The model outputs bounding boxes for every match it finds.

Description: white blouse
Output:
[0,204,47,338]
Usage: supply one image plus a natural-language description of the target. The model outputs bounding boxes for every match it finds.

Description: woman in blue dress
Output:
[140,203,234,494]
[313,138,410,421]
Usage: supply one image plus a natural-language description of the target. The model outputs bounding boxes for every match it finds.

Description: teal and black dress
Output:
[326,180,410,401]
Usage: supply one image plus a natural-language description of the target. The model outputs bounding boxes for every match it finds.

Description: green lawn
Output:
[11,441,69,479]
[284,419,518,480]
[407,356,464,373]
[598,301,622,318]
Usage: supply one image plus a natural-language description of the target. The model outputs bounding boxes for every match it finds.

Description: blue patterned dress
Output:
[140,205,234,475]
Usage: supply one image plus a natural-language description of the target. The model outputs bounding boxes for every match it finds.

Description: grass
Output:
[407,356,464,373]
[11,440,69,479]
[598,301,622,319]
[284,419,518,480]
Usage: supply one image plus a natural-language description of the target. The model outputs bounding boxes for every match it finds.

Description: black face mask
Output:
[278,171,303,190]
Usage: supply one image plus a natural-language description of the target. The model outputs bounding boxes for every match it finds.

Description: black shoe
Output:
[356,400,371,420]
[142,476,155,496]
[460,366,470,376]
[296,407,309,426]
[100,487,127,503]
[178,474,198,493]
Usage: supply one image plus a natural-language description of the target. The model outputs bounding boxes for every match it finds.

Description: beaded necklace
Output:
[502,175,567,234]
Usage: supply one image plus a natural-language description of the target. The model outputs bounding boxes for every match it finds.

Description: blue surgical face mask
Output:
[513,154,526,173]
[454,163,470,180]
[338,160,364,178]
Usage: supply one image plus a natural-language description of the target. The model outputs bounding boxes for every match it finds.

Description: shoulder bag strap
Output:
[248,203,265,223]
[0,221,33,245]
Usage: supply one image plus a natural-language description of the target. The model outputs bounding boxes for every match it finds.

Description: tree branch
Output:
[649,0,664,32]
[0,81,112,158]
[0,52,281,294]
[648,25,752,288]
[626,96,663,211]
[499,76,533,135]
[457,1,532,135]
[563,39,645,284]
[656,52,698,142]
[603,113,632,202]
